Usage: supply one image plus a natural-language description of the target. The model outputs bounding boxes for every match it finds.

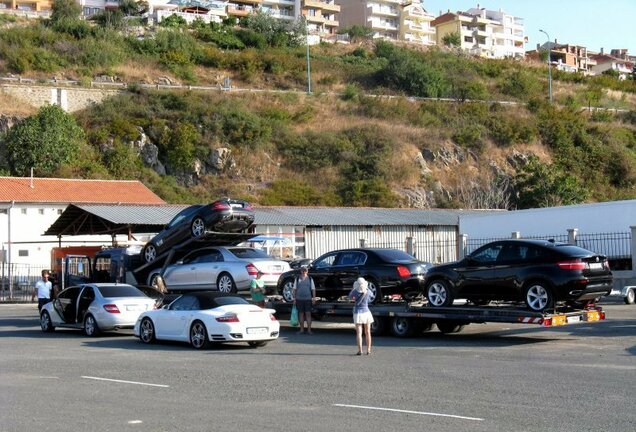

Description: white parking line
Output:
[334,404,484,421]
[81,376,170,388]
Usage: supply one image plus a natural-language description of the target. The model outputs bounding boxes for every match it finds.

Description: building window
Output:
[21,209,27,215]
[307,8,316,16]
[18,250,29,257]
[58,209,63,215]
[0,209,6,214]
[39,209,45,215]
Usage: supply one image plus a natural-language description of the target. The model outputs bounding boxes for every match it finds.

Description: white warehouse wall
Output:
[459,199,636,239]
[0,204,130,267]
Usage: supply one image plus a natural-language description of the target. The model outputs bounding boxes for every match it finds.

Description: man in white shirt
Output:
[34,270,52,312]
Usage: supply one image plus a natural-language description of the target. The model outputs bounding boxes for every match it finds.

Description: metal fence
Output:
[0,263,49,302]
[466,234,569,254]
[465,231,632,269]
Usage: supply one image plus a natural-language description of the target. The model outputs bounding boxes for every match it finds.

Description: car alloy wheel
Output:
[144,244,157,263]
[366,279,381,304]
[217,273,236,293]
[426,280,453,307]
[40,311,54,333]
[140,318,155,344]
[190,321,209,349]
[625,288,635,305]
[191,217,205,237]
[281,279,295,302]
[525,283,553,312]
[84,314,99,336]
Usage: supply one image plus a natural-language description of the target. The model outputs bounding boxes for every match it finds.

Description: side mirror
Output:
[162,304,170,310]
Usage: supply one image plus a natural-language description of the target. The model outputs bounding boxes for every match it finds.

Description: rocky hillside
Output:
[0,13,635,208]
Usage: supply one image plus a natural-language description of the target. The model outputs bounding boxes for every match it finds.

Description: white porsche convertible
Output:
[134,291,279,349]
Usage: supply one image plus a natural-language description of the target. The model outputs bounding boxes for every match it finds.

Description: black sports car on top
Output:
[277,248,432,304]
[423,239,613,312]
[143,199,254,263]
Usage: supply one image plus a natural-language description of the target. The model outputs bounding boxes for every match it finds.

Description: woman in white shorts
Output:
[348,277,374,355]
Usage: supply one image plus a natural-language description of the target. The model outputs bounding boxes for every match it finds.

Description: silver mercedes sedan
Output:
[147,247,290,294]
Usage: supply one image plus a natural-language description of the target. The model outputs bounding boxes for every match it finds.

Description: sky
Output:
[423,0,636,54]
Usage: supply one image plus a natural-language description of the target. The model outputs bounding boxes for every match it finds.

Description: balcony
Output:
[304,0,339,12]
[305,14,325,23]
[227,4,253,16]
[370,21,398,32]
[324,18,339,27]
[367,5,398,17]
[406,22,435,35]
[262,0,294,4]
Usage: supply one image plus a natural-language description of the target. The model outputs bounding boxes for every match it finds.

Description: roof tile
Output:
[0,177,165,204]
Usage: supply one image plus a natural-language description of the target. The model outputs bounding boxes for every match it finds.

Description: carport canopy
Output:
[44,204,189,237]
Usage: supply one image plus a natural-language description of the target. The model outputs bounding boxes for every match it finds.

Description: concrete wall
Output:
[1,85,123,113]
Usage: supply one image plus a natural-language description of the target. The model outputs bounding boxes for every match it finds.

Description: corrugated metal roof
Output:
[254,207,474,226]
[44,204,497,236]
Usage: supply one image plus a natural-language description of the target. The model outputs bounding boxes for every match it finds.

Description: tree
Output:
[338,25,373,43]
[582,84,604,111]
[442,32,461,47]
[4,105,84,176]
[51,0,81,23]
[512,156,587,209]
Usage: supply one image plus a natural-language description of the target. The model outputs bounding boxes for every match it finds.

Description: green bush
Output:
[590,110,614,122]
[341,84,359,101]
[498,70,542,100]
[235,28,267,49]
[260,179,332,205]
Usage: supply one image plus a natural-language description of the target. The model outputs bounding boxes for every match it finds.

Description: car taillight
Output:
[557,260,586,270]
[216,314,239,322]
[211,201,231,210]
[244,203,253,210]
[604,260,611,270]
[270,314,277,321]
[397,265,411,278]
[246,263,259,276]
[103,304,120,313]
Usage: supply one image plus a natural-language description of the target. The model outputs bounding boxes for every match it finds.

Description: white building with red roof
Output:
[0,176,165,268]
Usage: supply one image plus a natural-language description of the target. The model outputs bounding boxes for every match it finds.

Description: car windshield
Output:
[228,248,271,259]
[199,296,250,309]
[98,286,145,298]
[373,249,416,263]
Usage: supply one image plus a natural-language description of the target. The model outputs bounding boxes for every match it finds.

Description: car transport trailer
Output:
[268,301,606,337]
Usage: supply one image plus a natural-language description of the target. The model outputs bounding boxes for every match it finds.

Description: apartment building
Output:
[336,0,434,44]
[432,6,525,59]
[536,41,594,73]
[590,50,634,80]
[297,0,340,38]
[399,1,435,45]
[0,0,51,11]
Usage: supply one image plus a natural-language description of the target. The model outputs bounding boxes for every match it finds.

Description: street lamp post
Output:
[304,16,312,94]
[539,29,552,103]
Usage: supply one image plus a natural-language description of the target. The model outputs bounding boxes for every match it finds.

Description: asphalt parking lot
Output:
[1,299,635,432]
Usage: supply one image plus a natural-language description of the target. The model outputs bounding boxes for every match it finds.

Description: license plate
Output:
[231,203,243,209]
[126,305,141,311]
[588,262,603,270]
[247,327,267,335]
[566,315,581,324]
[271,266,282,271]
[586,311,600,321]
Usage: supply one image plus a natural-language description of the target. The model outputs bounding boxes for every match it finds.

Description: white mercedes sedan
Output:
[40,283,157,336]
[134,292,279,349]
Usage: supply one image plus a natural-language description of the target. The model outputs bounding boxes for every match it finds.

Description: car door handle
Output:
[190,267,196,270]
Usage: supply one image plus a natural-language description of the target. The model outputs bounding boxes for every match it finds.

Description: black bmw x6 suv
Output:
[424,239,613,311]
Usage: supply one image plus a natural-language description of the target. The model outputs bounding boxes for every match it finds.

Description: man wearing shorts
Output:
[293,267,316,334]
